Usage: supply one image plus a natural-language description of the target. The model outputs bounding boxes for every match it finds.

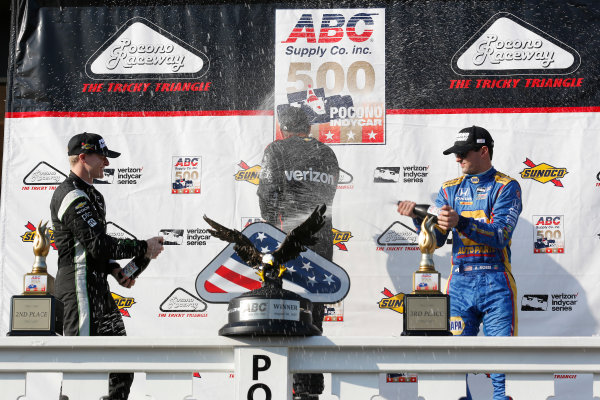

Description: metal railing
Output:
[0,336,599,400]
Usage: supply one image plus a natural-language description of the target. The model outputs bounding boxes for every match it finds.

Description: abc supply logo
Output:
[283,12,376,44]
[378,288,404,314]
[21,222,57,250]
[86,17,209,80]
[452,12,580,76]
[158,288,208,318]
[22,162,67,190]
[533,215,564,253]
[172,156,201,194]
[520,158,567,187]
[521,293,578,312]
[386,373,417,383]
[111,292,136,317]
[376,222,420,252]
[234,161,261,185]
[323,301,344,322]
[332,228,352,251]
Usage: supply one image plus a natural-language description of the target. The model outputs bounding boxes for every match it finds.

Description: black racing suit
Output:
[257,135,338,398]
[50,172,147,400]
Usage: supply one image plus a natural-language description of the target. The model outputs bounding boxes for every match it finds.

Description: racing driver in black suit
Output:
[258,106,339,400]
[50,132,164,400]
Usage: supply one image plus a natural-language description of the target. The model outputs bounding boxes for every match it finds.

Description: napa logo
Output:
[234,160,261,185]
[378,288,404,313]
[332,228,353,251]
[21,222,57,250]
[111,293,137,318]
[450,316,465,335]
[520,158,567,187]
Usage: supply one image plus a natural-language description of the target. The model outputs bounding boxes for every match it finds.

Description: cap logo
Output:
[81,143,95,150]
[98,138,107,149]
[476,139,485,144]
[456,132,469,142]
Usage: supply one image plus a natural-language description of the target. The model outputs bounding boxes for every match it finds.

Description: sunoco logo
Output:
[234,161,261,185]
[86,17,209,80]
[378,288,404,313]
[520,158,567,187]
[111,292,136,317]
[332,228,352,251]
[452,12,580,76]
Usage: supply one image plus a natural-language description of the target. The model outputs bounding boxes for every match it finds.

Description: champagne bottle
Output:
[412,204,441,223]
[119,255,151,280]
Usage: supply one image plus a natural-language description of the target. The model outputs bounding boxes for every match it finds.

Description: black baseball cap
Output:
[443,126,494,155]
[278,106,310,134]
[67,132,120,158]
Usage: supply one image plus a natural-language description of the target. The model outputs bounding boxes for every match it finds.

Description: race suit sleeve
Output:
[57,190,147,272]
[454,180,522,249]
[257,143,283,225]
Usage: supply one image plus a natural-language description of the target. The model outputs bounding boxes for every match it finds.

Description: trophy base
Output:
[219,285,321,337]
[402,293,452,336]
[8,294,63,336]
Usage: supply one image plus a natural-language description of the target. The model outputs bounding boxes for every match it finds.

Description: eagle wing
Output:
[203,215,263,267]
[272,204,327,264]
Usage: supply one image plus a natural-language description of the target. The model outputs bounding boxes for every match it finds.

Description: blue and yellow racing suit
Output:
[415,167,522,400]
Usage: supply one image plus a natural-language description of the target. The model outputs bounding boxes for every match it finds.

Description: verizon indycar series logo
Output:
[452,12,580,76]
[158,228,211,246]
[521,293,578,312]
[22,162,67,189]
[520,158,567,187]
[21,222,57,250]
[234,161,261,185]
[111,292,136,317]
[195,222,350,304]
[86,17,209,80]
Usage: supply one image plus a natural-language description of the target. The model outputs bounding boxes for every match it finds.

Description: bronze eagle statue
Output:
[203,204,327,287]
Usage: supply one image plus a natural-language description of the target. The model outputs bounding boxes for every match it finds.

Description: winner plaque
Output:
[8,221,63,336]
[402,209,451,336]
[204,206,329,336]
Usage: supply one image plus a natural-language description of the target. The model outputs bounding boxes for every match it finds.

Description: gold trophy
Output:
[9,221,63,335]
[23,221,55,295]
[402,207,451,336]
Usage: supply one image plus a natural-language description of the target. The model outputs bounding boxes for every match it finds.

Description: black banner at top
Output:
[7,0,600,113]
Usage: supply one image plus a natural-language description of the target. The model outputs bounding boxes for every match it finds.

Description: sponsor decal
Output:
[332,228,352,251]
[522,293,578,312]
[337,167,354,189]
[374,167,400,183]
[385,373,417,383]
[234,161,261,185]
[376,222,420,252]
[520,158,567,187]
[275,9,386,144]
[172,156,201,194]
[521,294,548,311]
[402,165,429,183]
[158,288,208,317]
[285,168,335,185]
[85,17,210,80]
[452,12,580,76]
[185,228,211,246]
[22,162,67,190]
[450,316,465,335]
[533,215,564,253]
[323,301,344,322]
[195,222,350,304]
[111,292,136,317]
[21,222,57,250]
[378,288,404,313]
[596,171,600,188]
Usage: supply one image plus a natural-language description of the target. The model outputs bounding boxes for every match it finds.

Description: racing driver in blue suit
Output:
[398,126,522,400]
